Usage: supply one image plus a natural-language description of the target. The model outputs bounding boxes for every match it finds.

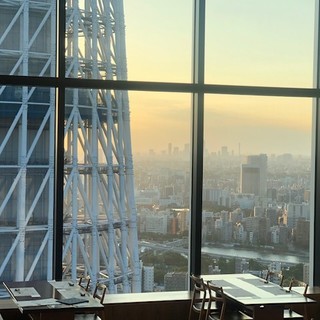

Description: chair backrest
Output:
[289,278,308,295]
[93,283,107,304]
[205,281,226,320]
[188,274,207,320]
[78,275,91,291]
[265,270,284,287]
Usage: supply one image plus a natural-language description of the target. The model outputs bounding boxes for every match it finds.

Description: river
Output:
[202,245,309,265]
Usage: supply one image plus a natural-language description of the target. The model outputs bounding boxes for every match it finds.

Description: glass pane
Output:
[124,0,192,82]
[66,0,192,82]
[130,91,191,292]
[205,0,315,87]
[63,88,139,293]
[202,94,312,284]
[0,1,55,77]
[66,1,116,80]
[0,85,55,281]
[63,89,191,293]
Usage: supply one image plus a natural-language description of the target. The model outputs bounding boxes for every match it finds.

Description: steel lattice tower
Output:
[0,0,141,294]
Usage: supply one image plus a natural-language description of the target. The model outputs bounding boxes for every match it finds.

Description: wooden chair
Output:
[188,274,213,320]
[265,270,284,287]
[79,275,91,292]
[205,281,252,320]
[289,278,309,296]
[74,283,107,320]
[282,278,309,320]
[92,282,107,304]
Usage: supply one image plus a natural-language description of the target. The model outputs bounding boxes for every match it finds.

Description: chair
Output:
[282,278,309,320]
[79,275,91,292]
[265,270,284,287]
[205,281,252,320]
[188,274,213,320]
[74,283,107,320]
[289,278,309,295]
[92,282,107,304]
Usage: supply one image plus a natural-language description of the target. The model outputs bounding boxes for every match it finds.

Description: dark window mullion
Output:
[53,0,66,280]
[312,1,320,286]
[190,0,205,279]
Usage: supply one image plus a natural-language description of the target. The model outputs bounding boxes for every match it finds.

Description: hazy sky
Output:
[123,1,315,157]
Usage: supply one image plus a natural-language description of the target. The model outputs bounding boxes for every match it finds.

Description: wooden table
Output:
[202,273,316,320]
[3,280,104,320]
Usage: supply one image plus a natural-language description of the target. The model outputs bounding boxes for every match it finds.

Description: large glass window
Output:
[202,94,312,282]
[62,88,191,293]
[0,85,55,281]
[130,91,191,292]
[0,0,319,297]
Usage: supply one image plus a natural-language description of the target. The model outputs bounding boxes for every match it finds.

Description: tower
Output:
[0,0,141,293]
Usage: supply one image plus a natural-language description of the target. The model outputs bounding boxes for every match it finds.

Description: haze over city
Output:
[124,0,314,157]
[129,92,312,157]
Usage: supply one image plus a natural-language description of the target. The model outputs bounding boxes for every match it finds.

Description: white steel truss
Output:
[0,0,141,293]
[0,0,56,283]
[63,0,140,293]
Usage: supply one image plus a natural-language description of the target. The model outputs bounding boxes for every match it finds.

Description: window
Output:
[0,0,319,296]
[205,0,315,87]
[202,94,312,281]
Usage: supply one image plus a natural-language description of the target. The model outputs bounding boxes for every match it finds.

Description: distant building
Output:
[144,212,168,234]
[142,266,154,292]
[266,207,280,227]
[221,221,233,242]
[208,265,221,274]
[135,189,160,207]
[203,188,231,207]
[232,193,255,210]
[270,226,280,244]
[271,225,289,245]
[286,203,310,229]
[294,218,310,248]
[230,208,244,224]
[164,272,188,291]
[267,188,277,201]
[221,146,229,157]
[235,259,249,273]
[234,223,247,243]
[241,154,267,197]
[254,206,265,218]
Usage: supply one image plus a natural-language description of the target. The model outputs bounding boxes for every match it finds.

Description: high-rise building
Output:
[142,266,154,292]
[0,0,140,293]
[240,154,267,197]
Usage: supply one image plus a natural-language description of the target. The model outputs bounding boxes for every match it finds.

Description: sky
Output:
[123,0,315,157]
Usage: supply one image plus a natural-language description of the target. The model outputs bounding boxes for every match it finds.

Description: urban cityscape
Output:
[135,145,311,292]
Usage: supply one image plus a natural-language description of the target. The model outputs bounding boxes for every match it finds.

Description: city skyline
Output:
[128,92,313,157]
[124,1,314,157]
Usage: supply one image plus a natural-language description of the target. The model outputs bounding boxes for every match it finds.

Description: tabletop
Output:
[2,280,103,313]
[202,273,315,307]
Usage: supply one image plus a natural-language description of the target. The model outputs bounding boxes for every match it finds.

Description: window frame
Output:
[0,0,319,287]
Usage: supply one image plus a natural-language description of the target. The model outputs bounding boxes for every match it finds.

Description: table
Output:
[289,285,320,320]
[202,273,316,320]
[3,280,104,320]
